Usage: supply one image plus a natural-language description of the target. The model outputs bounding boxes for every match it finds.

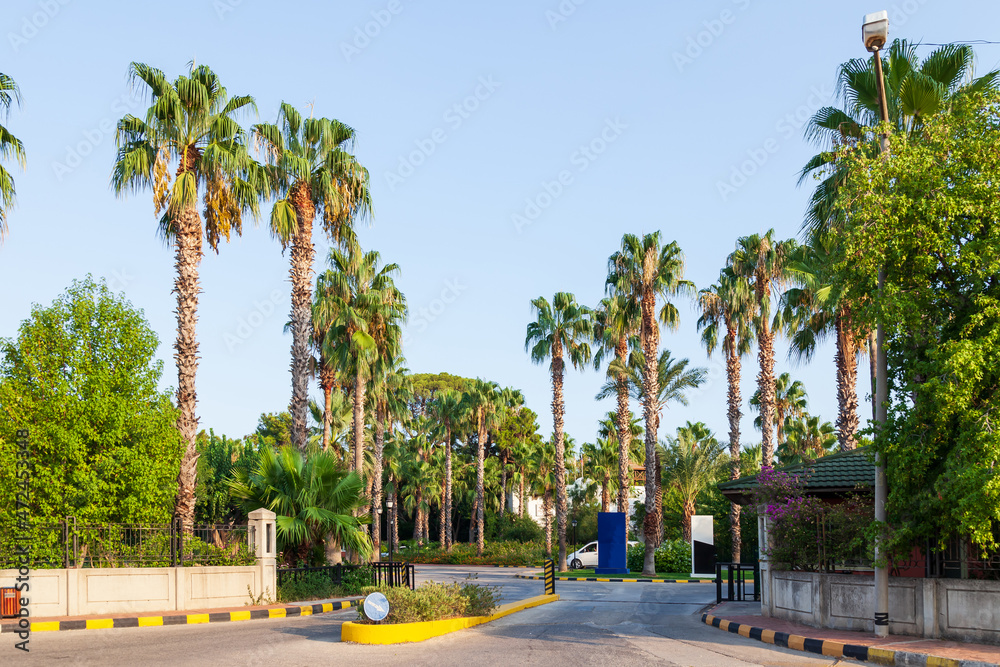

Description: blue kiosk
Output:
[594,511,628,575]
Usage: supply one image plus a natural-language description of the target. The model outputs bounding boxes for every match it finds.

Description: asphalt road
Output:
[5,566,836,666]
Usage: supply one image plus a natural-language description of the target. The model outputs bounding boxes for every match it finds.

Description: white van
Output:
[568,540,639,570]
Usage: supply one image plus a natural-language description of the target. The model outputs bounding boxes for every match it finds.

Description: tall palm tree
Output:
[430,389,464,551]
[800,40,999,238]
[369,357,409,559]
[530,437,557,555]
[728,230,797,469]
[749,372,808,447]
[592,294,641,524]
[318,243,405,475]
[461,379,505,556]
[312,270,348,451]
[697,267,753,561]
[582,438,618,512]
[253,104,372,450]
[0,72,24,242]
[607,233,692,575]
[659,422,726,543]
[112,63,264,532]
[783,235,864,451]
[526,292,592,571]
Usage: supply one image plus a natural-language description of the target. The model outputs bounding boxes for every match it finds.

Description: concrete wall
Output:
[763,570,1000,645]
[1,508,278,618]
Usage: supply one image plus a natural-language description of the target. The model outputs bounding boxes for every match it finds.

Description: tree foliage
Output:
[0,278,184,530]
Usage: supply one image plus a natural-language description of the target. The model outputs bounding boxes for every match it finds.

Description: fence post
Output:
[248,508,277,600]
[715,563,722,604]
[544,558,555,595]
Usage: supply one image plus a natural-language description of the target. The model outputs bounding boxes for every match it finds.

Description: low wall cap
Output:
[248,508,276,520]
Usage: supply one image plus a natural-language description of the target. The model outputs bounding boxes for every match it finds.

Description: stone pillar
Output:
[249,508,277,601]
[757,507,771,615]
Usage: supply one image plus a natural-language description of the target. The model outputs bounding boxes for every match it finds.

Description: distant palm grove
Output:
[2,38,999,574]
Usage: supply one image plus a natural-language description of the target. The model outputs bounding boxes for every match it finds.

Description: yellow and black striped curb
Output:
[701,613,996,667]
[0,599,361,633]
[515,573,714,584]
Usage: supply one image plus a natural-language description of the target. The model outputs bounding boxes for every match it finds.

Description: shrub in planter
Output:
[357,579,500,624]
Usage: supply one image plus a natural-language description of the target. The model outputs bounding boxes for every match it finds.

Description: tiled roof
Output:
[718,447,875,503]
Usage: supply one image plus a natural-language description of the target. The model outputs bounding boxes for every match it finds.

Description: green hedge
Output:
[626,540,690,573]
[397,540,547,566]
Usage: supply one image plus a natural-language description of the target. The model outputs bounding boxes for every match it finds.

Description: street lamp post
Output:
[572,519,578,556]
[863,8,891,639]
[386,499,394,563]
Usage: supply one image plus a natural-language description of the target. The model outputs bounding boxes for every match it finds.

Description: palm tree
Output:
[783,235,864,451]
[800,40,999,238]
[607,233,692,575]
[778,415,836,466]
[659,422,726,543]
[0,72,24,242]
[312,270,348,451]
[582,438,618,512]
[461,379,504,555]
[228,445,371,565]
[369,357,409,559]
[112,63,264,532]
[430,389,464,550]
[749,372,808,447]
[592,294,640,524]
[697,267,753,561]
[728,230,797,468]
[530,437,557,555]
[253,104,371,450]
[318,243,405,475]
[525,292,592,571]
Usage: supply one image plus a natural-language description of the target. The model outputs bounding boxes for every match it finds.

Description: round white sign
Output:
[363,591,390,622]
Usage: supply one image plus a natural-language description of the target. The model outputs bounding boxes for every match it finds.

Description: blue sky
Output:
[3,0,1000,450]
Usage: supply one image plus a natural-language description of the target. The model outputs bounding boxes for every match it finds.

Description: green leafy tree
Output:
[194,429,256,524]
[0,278,184,557]
[607,233,692,575]
[229,445,370,565]
[525,292,592,571]
[0,72,24,241]
[253,103,371,450]
[832,90,1000,551]
[112,63,264,531]
[778,414,836,466]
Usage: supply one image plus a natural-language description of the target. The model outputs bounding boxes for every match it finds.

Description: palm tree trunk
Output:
[288,183,315,451]
[476,416,487,556]
[439,481,446,545]
[499,455,507,519]
[320,366,336,451]
[602,473,610,513]
[519,474,526,518]
[681,499,695,543]
[726,333,743,563]
[757,316,776,468]
[640,288,660,576]
[614,335,632,524]
[835,309,860,451]
[654,451,664,547]
[173,205,203,535]
[543,490,552,555]
[352,365,365,474]
[392,487,399,548]
[445,427,453,551]
[550,347,569,572]
[371,404,385,561]
[413,488,423,543]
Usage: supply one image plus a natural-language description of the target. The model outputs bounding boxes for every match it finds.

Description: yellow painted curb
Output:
[341,594,560,644]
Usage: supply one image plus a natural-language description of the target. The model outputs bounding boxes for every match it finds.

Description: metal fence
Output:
[0,518,255,569]
[277,561,415,591]
[715,562,759,603]
[925,535,1000,580]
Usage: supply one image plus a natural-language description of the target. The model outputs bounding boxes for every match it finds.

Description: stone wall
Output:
[762,570,1000,645]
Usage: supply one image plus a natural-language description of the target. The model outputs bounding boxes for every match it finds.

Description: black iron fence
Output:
[0,518,255,569]
[925,535,1000,580]
[715,562,759,603]
[277,562,415,591]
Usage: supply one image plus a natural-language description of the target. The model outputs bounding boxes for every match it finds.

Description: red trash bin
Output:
[1,587,19,618]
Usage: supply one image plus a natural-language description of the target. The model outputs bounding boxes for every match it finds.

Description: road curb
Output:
[0,599,361,633]
[514,574,713,584]
[700,613,997,667]
[341,593,559,644]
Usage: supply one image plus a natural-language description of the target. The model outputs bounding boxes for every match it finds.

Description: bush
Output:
[486,513,544,543]
[341,565,373,595]
[277,571,346,603]
[357,579,500,624]
[396,540,547,566]
[626,540,692,574]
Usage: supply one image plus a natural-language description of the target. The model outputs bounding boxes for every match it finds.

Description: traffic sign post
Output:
[363,591,390,624]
